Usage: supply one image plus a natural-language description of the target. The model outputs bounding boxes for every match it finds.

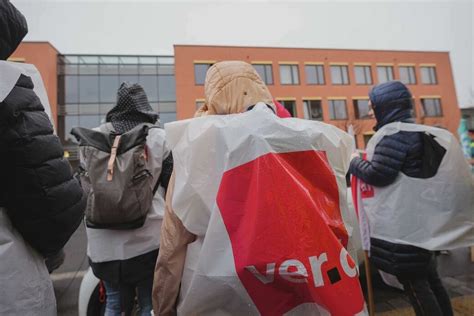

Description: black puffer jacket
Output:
[0,74,86,257]
[349,81,423,186]
[349,81,434,277]
[0,0,86,258]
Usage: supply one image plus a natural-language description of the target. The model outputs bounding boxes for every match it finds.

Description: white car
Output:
[78,268,103,316]
[78,269,144,316]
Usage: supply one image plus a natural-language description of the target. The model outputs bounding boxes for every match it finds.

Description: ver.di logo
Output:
[217,150,365,316]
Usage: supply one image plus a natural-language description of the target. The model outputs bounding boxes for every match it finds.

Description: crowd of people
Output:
[1,1,472,316]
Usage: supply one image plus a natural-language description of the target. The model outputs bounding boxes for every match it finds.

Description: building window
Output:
[305,65,325,85]
[399,66,417,84]
[158,75,176,102]
[139,75,159,101]
[421,98,443,117]
[278,100,296,116]
[354,66,372,85]
[79,76,100,103]
[159,112,177,124]
[253,64,273,85]
[420,66,437,84]
[353,99,371,119]
[328,99,348,120]
[279,65,299,85]
[196,100,205,109]
[58,54,177,150]
[363,133,374,147]
[99,76,120,103]
[194,63,212,85]
[377,66,394,83]
[330,65,350,85]
[303,100,323,120]
[7,57,26,63]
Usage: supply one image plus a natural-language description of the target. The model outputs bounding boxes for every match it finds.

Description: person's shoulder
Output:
[377,131,421,154]
[146,126,166,145]
[148,126,165,137]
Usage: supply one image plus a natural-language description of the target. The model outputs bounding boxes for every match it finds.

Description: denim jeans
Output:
[104,279,153,316]
[397,257,453,316]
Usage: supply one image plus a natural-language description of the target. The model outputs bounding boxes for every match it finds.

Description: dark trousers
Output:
[398,258,453,316]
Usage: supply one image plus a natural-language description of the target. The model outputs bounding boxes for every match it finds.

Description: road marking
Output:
[51,270,88,282]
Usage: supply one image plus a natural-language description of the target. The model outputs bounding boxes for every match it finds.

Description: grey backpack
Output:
[71,124,157,229]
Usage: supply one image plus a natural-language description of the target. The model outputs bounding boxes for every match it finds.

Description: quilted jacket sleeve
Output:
[349,133,409,187]
[153,172,196,316]
[0,74,86,257]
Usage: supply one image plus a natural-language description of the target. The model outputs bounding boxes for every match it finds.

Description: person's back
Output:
[82,82,171,316]
[0,1,86,314]
[153,61,366,316]
[350,81,424,186]
[349,81,454,316]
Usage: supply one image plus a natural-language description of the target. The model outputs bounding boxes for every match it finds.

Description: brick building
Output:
[10,42,460,152]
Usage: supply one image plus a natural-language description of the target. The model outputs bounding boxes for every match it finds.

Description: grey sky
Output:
[12,0,473,108]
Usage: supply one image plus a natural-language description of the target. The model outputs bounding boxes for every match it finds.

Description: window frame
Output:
[195,99,205,110]
[304,64,325,85]
[194,62,213,85]
[421,97,443,117]
[330,65,350,85]
[277,99,297,117]
[279,64,300,85]
[399,66,417,85]
[354,65,373,85]
[253,63,274,85]
[303,99,323,120]
[353,98,371,119]
[420,66,438,85]
[328,99,348,120]
[377,65,394,83]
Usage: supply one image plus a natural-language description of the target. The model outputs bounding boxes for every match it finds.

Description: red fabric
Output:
[274,100,292,118]
[217,151,365,316]
[351,176,359,217]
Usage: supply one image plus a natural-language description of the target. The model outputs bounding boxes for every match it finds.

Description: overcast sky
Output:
[11,0,473,108]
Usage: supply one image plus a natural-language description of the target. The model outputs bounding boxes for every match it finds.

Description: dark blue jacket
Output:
[349,81,423,187]
[349,81,431,277]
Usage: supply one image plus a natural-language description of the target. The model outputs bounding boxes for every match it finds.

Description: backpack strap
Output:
[107,135,122,181]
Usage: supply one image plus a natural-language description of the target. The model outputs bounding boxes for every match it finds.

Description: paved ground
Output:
[52,224,474,316]
[365,247,474,315]
[52,223,89,316]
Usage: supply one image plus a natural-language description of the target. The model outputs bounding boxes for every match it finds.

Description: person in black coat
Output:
[0,0,86,266]
[349,81,453,316]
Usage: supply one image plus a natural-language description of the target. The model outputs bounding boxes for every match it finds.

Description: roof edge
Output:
[173,44,450,55]
[22,41,61,53]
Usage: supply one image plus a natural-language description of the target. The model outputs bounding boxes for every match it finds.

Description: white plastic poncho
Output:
[166,104,367,316]
[359,122,474,251]
[0,61,57,315]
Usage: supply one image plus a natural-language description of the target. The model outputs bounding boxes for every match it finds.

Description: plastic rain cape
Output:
[359,122,474,251]
[165,104,367,316]
[0,61,57,315]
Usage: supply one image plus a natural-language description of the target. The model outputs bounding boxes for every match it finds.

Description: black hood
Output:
[0,0,28,60]
[106,82,159,134]
[369,81,414,131]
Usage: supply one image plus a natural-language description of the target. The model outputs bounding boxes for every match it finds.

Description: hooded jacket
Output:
[349,81,423,186]
[0,2,82,314]
[0,0,27,60]
[349,81,434,277]
[153,61,274,315]
[86,83,171,287]
[0,0,85,258]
